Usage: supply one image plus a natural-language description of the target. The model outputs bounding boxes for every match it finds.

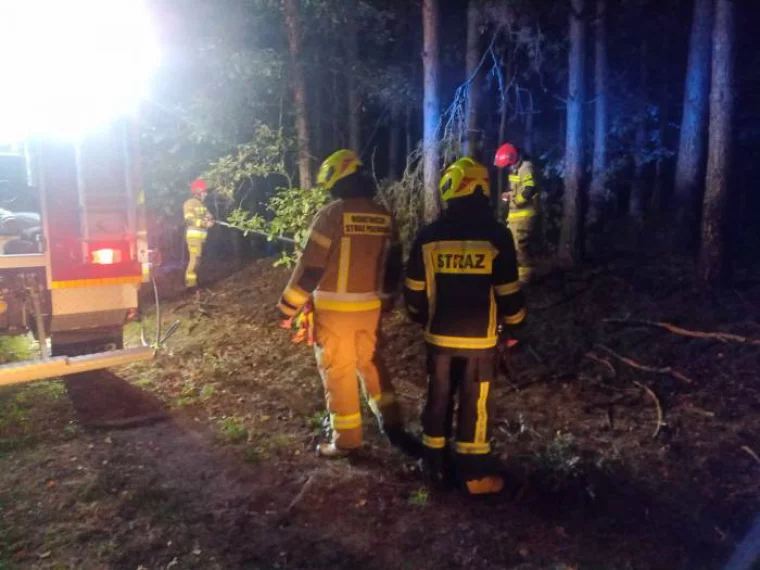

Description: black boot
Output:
[385,426,425,459]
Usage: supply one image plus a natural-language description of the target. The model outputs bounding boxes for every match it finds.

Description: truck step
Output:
[0,347,154,386]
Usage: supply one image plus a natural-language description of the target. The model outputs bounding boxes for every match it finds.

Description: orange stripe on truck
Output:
[50,276,144,290]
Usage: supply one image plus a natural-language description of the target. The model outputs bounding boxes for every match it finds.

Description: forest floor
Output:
[1,253,760,570]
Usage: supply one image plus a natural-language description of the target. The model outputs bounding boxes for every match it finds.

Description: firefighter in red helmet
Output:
[183,179,214,290]
[494,143,541,283]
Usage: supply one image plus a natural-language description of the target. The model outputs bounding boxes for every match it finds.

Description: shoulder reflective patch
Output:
[342,213,391,236]
[431,247,493,275]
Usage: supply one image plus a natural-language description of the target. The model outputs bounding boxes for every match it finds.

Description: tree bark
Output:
[699,0,734,286]
[422,0,441,223]
[559,0,586,265]
[405,103,413,170]
[587,0,607,236]
[389,103,401,180]
[463,0,482,158]
[629,37,648,225]
[674,0,713,235]
[283,0,312,189]
[346,15,361,152]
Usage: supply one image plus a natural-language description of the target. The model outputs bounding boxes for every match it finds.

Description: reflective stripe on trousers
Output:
[185,235,206,288]
[314,307,402,450]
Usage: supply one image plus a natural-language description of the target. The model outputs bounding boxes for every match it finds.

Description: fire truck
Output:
[0,122,155,385]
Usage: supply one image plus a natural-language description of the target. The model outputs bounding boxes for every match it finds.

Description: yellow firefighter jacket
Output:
[278,198,402,316]
[183,197,211,239]
[507,160,539,220]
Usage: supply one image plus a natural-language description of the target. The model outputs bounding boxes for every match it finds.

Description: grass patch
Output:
[0,335,35,365]
[408,488,429,506]
[218,417,248,443]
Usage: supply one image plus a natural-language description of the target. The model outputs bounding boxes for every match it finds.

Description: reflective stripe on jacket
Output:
[404,202,526,352]
[278,197,403,316]
[183,197,210,230]
[507,160,539,220]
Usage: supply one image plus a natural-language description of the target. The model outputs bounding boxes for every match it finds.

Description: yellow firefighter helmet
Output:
[439,157,491,202]
[317,149,362,190]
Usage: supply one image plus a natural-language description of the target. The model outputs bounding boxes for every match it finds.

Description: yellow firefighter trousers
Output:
[314,307,402,450]
[185,232,206,288]
[508,213,540,283]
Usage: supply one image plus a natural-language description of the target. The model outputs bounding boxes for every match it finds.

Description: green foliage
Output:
[203,123,294,199]
[0,335,35,365]
[226,185,331,267]
[218,417,248,443]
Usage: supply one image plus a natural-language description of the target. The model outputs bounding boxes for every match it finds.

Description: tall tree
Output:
[629,36,648,225]
[463,0,483,158]
[673,0,713,235]
[587,0,607,239]
[559,0,586,264]
[346,14,361,152]
[422,0,441,222]
[699,0,735,285]
[283,0,312,188]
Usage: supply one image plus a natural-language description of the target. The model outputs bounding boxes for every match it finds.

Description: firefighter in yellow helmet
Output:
[495,143,541,283]
[404,157,526,495]
[277,149,420,458]
[183,179,214,290]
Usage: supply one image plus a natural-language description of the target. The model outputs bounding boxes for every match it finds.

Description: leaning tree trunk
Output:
[587,0,607,239]
[674,0,713,237]
[463,0,482,158]
[283,0,312,189]
[422,0,441,223]
[559,0,586,265]
[346,15,361,152]
[699,0,735,286]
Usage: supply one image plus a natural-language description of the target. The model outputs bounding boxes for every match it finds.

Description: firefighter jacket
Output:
[404,197,526,352]
[278,197,403,316]
[183,197,211,239]
[507,160,539,220]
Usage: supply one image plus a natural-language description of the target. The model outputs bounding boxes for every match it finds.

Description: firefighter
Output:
[495,143,541,283]
[183,178,214,290]
[404,157,526,495]
[277,149,417,458]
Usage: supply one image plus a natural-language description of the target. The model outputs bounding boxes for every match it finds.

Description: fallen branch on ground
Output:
[603,319,760,346]
[741,446,760,466]
[584,352,616,377]
[634,381,663,438]
[595,344,694,384]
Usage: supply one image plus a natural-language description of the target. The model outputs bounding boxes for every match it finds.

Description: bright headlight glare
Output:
[0,0,159,142]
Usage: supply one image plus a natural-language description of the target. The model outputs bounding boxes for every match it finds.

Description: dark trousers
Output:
[422,349,497,478]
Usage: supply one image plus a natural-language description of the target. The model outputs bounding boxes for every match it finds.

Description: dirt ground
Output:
[2,255,760,570]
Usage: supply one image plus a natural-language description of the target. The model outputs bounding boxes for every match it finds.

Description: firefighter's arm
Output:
[403,234,428,325]
[516,163,537,204]
[492,228,526,329]
[277,206,335,317]
[381,221,404,311]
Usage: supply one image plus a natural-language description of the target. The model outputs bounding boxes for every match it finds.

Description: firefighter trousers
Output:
[508,213,540,283]
[314,307,402,450]
[422,350,498,479]
[185,232,206,288]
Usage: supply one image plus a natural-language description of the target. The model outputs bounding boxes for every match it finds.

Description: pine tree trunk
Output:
[422,0,441,223]
[674,0,713,236]
[346,16,361,152]
[587,0,607,237]
[699,0,734,286]
[389,103,401,180]
[283,0,312,189]
[463,0,482,158]
[630,37,648,225]
[559,0,586,265]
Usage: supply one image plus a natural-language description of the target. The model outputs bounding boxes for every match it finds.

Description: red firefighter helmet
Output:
[190,178,208,196]
[494,143,519,168]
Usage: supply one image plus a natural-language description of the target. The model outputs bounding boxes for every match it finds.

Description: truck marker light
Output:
[91,248,121,265]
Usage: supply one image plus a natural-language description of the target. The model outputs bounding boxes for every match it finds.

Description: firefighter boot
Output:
[316,442,351,459]
[421,448,447,488]
[385,426,425,459]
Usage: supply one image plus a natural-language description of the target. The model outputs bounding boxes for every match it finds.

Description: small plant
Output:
[199,384,216,400]
[408,487,430,506]
[307,410,329,435]
[218,417,248,443]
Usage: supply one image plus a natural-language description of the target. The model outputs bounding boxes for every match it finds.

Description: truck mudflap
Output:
[0,346,154,386]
